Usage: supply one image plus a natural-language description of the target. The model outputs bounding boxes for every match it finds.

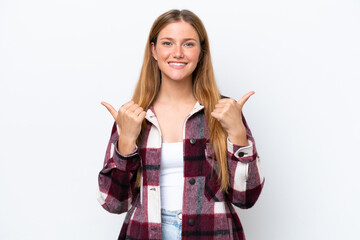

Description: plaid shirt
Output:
[98,101,264,240]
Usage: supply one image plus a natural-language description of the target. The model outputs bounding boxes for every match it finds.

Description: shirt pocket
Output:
[204,143,225,202]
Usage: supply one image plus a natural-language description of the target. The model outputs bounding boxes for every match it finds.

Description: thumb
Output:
[101,101,118,120]
[237,91,255,108]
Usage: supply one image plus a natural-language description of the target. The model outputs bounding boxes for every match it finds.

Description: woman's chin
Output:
[163,73,192,82]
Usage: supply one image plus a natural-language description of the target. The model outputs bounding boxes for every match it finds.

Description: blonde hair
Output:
[132,9,229,192]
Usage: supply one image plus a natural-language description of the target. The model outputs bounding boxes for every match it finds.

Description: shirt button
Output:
[190,138,196,144]
[189,178,195,185]
[238,152,245,157]
[188,219,195,226]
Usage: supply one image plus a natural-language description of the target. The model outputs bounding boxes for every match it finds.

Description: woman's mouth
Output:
[168,62,187,69]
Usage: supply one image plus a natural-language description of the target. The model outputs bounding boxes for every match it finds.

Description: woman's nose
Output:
[173,45,184,58]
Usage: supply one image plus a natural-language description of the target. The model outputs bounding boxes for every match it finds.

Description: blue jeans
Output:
[161,208,182,240]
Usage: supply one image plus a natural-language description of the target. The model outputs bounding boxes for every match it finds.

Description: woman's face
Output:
[151,21,201,83]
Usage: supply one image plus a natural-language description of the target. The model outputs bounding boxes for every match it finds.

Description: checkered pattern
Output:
[98,101,264,240]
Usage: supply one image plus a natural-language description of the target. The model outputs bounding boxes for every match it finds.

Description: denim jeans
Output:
[161,208,182,240]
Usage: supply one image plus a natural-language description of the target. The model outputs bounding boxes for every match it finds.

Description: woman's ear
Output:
[151,42,158,61]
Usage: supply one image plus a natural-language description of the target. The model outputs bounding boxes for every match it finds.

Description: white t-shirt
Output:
[160,141,184,211]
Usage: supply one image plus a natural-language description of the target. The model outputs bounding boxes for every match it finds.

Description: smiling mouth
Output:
[168,62,187,66]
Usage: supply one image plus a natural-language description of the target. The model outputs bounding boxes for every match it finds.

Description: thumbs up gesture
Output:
[210,91,255,146]
[101,100,146,155]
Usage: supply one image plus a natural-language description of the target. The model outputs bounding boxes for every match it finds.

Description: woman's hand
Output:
[101,100,146,155]
[210,91,255,146]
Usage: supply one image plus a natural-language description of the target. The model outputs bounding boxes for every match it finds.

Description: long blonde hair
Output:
[132,9,229,192]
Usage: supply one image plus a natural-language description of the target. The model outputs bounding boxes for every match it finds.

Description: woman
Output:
[98,9,264,240]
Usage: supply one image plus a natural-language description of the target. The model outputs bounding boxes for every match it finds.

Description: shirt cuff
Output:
[227,137,255,162]
[112,141,140,171]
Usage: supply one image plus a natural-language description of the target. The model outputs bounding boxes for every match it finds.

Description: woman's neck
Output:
[155,77,196,104]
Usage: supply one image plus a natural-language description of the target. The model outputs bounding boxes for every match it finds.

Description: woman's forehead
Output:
[158,21,199,41]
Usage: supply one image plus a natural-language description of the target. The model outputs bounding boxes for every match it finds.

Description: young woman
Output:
[98,9,264,240]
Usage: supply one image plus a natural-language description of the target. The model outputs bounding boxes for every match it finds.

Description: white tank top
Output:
[160,141,184,211]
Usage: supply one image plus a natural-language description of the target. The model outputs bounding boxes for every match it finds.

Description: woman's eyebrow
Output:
[159,37,198,41]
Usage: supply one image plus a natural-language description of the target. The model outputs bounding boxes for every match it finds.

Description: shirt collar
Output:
[145,101,204,121]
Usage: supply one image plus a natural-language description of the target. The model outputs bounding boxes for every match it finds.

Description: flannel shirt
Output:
[98,101,264,240]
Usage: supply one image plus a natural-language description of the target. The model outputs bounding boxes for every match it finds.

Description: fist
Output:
[210,91,254,145]
[101,100,146,142]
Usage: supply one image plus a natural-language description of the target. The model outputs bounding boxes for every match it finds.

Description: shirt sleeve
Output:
[97,122,140,214]
[226,113,265,209]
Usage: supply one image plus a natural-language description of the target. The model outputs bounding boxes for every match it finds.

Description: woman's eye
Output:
[163,42,172,46]
[184,42,194,47]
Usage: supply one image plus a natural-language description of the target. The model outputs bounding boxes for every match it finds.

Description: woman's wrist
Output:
[118,135,137,156]
[227,126,248,146]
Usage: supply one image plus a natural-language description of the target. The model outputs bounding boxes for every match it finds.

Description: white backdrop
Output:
[1,0,359,239]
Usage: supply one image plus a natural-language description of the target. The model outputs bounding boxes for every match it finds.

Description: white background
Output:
[1,0,359,239]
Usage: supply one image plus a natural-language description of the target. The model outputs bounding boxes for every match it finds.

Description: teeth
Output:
[169,62,186,66]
